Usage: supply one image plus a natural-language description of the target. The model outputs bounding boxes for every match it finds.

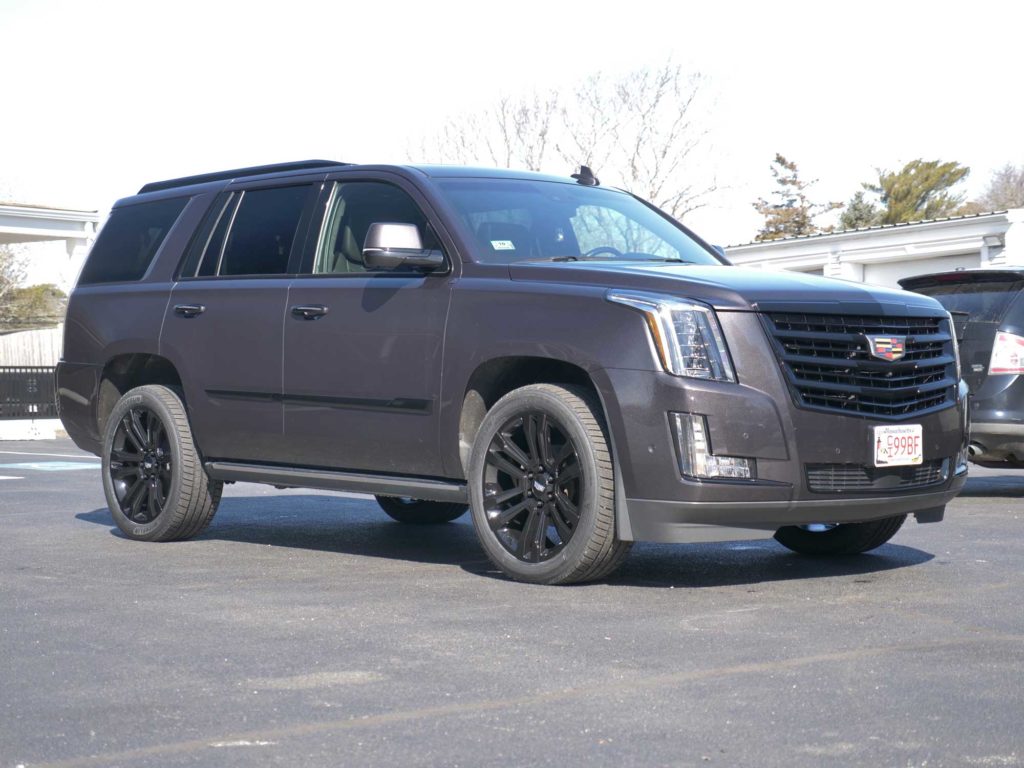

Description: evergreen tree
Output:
[868,159,969,224]
[838,190,881,230]
[753,154,841,241]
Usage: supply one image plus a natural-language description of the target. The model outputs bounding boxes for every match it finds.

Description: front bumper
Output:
[624,480,963,543]
[596,311,969,544]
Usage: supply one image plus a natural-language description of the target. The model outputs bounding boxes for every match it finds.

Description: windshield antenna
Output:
[571,165,600,186]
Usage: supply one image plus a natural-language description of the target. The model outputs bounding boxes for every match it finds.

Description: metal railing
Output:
[0,366,58,419]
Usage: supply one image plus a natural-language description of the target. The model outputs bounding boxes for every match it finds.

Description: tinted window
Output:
[435,179,721,265]
[914,279,1024,323]
[178,192,232,278]
[78,197,188,284]
[313,182,439,274]
[196,194,241,277]
[218,185,310,276]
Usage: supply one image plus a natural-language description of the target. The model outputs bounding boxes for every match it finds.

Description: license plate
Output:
[873,424,923,467]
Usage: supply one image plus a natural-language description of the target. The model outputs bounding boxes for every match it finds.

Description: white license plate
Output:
[873,424,923,467]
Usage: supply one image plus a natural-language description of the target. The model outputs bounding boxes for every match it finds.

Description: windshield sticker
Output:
[491,240,516,251]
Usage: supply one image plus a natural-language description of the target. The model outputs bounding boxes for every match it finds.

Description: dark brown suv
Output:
[58,160,969,584]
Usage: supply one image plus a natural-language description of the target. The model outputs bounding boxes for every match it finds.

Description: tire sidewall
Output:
[101,386,184,541]
[468,387,605,583]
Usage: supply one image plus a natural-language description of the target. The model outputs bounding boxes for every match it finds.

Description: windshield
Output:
[435,178,724,266]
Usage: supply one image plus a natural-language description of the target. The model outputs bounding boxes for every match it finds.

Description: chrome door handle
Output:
[291,304,329,320]
[174,304,205,318]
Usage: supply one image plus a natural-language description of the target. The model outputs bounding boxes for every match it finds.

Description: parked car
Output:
[900,269,1024,468]
[57,160,969,584]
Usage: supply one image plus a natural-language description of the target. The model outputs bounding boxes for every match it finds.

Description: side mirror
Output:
[362,222,445,270]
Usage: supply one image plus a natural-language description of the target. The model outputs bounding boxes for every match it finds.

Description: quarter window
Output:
[79,197,188,284]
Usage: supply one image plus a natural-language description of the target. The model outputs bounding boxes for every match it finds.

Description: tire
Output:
[773,515,906,556]
[467,383,631,585]
[101,384,222,542]
[375,496,468,524]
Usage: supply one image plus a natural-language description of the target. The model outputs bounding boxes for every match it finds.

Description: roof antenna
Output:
[571,165,600,186]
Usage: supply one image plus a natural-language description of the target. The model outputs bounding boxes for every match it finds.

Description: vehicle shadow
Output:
[76,494,935,589]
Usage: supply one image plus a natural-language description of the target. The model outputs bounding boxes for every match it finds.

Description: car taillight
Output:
[990,331,1024,375]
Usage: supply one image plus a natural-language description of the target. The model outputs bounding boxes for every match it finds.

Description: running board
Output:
[204,462,468,503]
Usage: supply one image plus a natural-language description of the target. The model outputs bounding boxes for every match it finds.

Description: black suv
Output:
[901,269,1024,468]
[58,160,969,584]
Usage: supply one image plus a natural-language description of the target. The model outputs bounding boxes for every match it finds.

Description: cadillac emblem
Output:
[865,335,907,362]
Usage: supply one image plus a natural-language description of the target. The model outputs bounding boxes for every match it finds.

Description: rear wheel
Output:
[375,496,467,524]
[774,515,906,556]
[468,384,630,585]
[101,384,222,541]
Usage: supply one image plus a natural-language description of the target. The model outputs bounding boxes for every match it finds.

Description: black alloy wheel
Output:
[101,385,222,542]
[482,410,582,563]
[468,383,630,585]
[109,406,172,524]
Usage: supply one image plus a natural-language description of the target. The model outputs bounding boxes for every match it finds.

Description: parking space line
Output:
[0,475,23,480]
[0,462,99,472]
[0,450,99,460]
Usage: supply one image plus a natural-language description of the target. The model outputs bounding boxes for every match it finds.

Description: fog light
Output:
[673,413,755,480]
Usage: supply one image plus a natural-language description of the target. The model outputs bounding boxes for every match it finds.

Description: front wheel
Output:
[375,496,467,524]
[468,384,631,585]
[101,384,222,542]
[774,515,906,556]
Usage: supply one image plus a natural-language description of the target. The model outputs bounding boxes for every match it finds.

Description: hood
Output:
[508,262,946,315]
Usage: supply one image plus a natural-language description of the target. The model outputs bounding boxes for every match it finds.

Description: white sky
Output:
[3,0,1023,285]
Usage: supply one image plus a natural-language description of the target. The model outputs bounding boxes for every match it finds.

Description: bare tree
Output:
[410,60,717,220]
[977,163,1024,211]
[417,91,558,172]
[557,62,715,219]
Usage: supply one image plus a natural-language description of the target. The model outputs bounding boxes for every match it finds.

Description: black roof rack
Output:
[138,159,352,194]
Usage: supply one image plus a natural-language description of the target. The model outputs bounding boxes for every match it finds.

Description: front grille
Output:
[806,460,949,493]
[763,312,957,418]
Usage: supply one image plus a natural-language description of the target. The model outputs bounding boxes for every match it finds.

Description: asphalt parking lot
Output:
[2,439,1022,768]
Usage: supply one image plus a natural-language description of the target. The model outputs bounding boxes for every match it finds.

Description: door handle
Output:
[291,304,329,320]
[174,304,205,318]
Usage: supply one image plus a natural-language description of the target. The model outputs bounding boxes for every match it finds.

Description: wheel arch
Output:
[97,353,184,438]
[454,355,632,540]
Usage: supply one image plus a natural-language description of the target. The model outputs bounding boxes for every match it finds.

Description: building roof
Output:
[729,210,1012,249]
[0,201,98,214]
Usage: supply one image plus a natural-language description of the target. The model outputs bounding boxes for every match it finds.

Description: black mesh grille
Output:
[806,460,948,493]
[763,312,957,418]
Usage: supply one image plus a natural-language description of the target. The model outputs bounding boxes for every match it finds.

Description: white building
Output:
[1,202,99,290]
[725,210,1024,287]
[1,203,97,439]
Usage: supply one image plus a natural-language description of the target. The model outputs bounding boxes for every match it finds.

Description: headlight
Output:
[946,311,962,381]
[607,290,735,381]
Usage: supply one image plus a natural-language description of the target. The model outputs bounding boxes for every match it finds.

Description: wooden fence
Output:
[0,325,62,367]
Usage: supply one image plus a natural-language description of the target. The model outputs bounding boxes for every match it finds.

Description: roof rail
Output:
[138,160,351,194]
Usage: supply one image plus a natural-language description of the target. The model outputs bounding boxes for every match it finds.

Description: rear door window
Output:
[79,197,188,284]
[181,185,312,278]
[220,186,310,276]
